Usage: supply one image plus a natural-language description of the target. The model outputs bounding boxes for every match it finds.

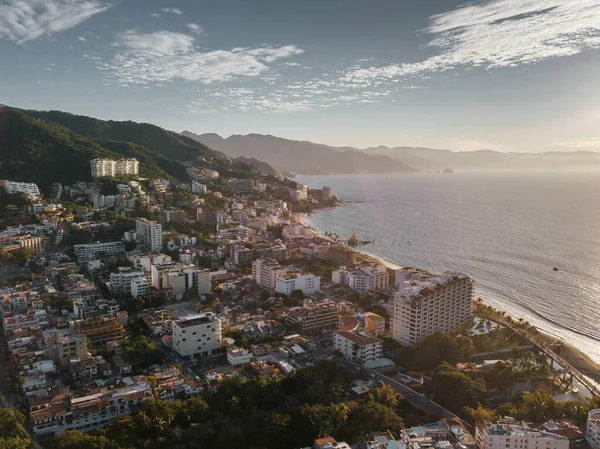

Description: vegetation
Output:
[0,107,262,193]
[45,361,408,449]
[119,336,166,371]
[395,332,475,371]
[0,409,30,449]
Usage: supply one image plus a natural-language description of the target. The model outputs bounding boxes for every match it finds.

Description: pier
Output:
[481,310,600,397]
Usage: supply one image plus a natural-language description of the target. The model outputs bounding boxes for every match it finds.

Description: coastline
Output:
[299,210,600,388]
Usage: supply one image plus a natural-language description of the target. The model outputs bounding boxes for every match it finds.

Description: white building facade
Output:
[587,409,600,449]
[390,270,474,346]
[476,419,569,449]
[252,258,286,290]
[172,313,222,358]
[275,273,321,296]
[91,158,139,178]
[136,219,162,252]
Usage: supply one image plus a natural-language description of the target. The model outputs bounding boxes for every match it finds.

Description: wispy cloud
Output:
[553,138,600,151]
[161,8,182,15]
[100,30,303,85]
[343,0,600,85]
[187,23,204,35]
[0,0,112,44]
[151,13,160,19]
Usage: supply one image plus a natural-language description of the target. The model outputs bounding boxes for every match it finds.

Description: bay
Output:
[297,171,600,364]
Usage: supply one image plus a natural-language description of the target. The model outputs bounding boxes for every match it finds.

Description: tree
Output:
[396,332,475,371]
[300,403,350,439]
[50,431,119,449]
[348,400,405,438]
[426,362,487,411]
[367,384,402,408]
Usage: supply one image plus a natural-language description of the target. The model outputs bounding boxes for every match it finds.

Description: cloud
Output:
[151,13,160,18]
[100,30,303,85]
[187,23,204,35]
[553,138,600,151]
[0,0,112,44]
[161,8,182,15]
[77,36,87,42]
[343,0,600,85]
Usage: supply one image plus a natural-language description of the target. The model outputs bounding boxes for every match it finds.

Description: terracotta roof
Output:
[335,330,382,346]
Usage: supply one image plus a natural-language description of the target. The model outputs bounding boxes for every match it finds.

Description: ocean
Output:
[296,171,600,364]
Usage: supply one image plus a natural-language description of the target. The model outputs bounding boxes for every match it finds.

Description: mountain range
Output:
[182,132,600,172]
[182,132,418,175]
[0,108,264,193]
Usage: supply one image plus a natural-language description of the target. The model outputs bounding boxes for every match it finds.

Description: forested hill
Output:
[0,108,262,193]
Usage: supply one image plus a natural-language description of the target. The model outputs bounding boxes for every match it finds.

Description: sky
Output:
[1,0,600,152]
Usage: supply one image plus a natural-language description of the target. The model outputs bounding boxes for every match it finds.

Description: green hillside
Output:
[0,107,259,194]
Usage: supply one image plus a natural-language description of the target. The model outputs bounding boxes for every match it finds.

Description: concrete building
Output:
[287,299,338,334]
[130,276,150,298]
[91,158,139,178]
[135,218,162,252]
[227,346,253,366]
[1,180,41,199]
[71,316,126,348]
[587,410,600,449]
[275,272,321,296]
[476,419,569,449]
[108,267,147,295]
[328,246,361,267]
[333,329,383,365]
[30,380,152,437]
[322,186,332,197]
[252,258,286,290]
[74,241,124,263]
[172,313,222,358]
[44,330,88,369]
[191,181,207,194]
[390,270,474,346]
[150,263,206,296]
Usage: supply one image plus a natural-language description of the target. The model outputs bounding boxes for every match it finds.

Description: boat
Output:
[553,267,559,271]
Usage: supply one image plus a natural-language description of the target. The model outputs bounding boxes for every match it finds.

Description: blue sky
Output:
[1,0,600,152]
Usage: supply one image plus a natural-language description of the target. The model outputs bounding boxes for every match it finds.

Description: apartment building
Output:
[108,267,148,295]
[476,419,569,449]
[328,246,361,267]
[130,277,150,298]
[135,219,162,252]
[332,264,390,293]
[333,312,384,364]
[587,410,600,449]
[252,258,286,290]
[172,313,222,358]
[71,316,126,348]
[333,330,383,365]
[287,299,338,334]
[1,180,41,199]
[30,380,152,437]
[197,207,219,227]
[90,158,139,178]
[44,330,88,369]
[390,270,474,346]
[73,241,124,263]
[275,272,321,296]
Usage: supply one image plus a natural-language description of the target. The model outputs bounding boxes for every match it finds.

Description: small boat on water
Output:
[553,267,559,271]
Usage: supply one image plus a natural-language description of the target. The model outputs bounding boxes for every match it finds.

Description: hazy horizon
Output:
[1,0,600,152]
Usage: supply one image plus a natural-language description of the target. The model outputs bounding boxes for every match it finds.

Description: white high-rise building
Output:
[91,158,139,178]
[390,269,474,346]
[275,273,321,296]
[587,410,600,449]
[172,313,222,358]
[135,219,162,252]
[252,258,286,290]
[108,267,148,295]
[1,180,41,199]
[476,419,569,449]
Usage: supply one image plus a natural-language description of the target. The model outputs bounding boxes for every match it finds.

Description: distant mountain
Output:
[361,146,600,171]
[0,108,262,193]
[183,131,600,172]
[181,132,418,175]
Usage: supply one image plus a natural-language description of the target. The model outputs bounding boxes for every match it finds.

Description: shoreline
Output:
[299,210,600,387]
